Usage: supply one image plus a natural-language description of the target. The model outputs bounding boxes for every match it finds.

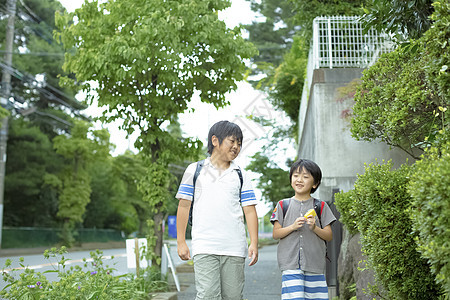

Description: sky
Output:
[58,0,297,213]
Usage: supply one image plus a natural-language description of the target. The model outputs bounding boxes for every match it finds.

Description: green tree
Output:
[244,1,364,194]
[83,156,125,230]
[245,0,297,72]
[55,0,257,263]
[363,0,434,41]
[290,0,364,43]
[0,0,85,138]
[246,152,291,206]
[111,152,149,236]
[4,117,62,227]
[350,44,436,159]
[245,117,294,206]
[350,0,449,159]
[46,120,112,246]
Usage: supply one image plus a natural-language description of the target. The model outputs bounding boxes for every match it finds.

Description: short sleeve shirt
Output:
[176,157,258,258]
[270,197,336,273]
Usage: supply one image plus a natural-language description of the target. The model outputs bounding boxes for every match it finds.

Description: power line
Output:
[0,59,85,111]
[0,0,59,44]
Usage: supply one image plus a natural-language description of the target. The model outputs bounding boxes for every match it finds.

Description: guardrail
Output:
[313,16,394,69]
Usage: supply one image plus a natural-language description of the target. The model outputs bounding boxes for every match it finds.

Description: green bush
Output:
[422,0,450,106]
[335,161,443,299]
[409,134,450,295]
[350,0,450,158]
[0,247,168,299]
[350,42,437,158]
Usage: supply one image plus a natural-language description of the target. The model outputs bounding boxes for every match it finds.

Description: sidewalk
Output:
[173,243,282,300]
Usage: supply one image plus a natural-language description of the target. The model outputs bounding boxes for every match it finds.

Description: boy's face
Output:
[212,135,241,161]
[291,167,317,196]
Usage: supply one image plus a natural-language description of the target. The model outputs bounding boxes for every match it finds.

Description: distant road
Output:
[0,248,128,291]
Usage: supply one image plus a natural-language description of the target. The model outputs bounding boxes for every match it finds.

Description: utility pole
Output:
[0,0,17,248]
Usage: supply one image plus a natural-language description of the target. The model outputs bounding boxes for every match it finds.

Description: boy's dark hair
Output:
[207,120,243,154]
[289,159,322,193]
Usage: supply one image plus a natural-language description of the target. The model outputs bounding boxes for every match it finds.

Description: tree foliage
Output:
[4,118,62,227]
[265,37,308,130]
[335,161,444,299]
[363,0,434,41]
[409,133,450,295]
[245,0,297,70]
[350,44,436,158]
[111,152,150,236]
[46,121,112,246]
[290,0,364,42]
[0,0,85,137]
[55,0,257,262]
[246,152,292,206]
[350,0,449,159]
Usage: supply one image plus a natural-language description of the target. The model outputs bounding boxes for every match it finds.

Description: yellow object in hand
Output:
[304,209,317,218]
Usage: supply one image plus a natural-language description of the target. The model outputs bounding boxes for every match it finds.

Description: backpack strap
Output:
[313,198,324,228]
[236,167,243,202]
[188,160,204,225]
[281,198,322,223]
[281,198,290,218]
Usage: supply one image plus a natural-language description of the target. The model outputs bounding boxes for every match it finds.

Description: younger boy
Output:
[176,120,259,300]
[270,159,336,300]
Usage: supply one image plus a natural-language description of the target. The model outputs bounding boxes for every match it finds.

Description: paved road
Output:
[0,241,282,299]
[176,243,282,300]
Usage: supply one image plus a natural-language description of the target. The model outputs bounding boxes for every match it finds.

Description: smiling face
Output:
[290,167,318,199]
[212,135,241,162]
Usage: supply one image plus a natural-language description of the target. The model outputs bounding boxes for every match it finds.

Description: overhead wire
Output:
[0,1,86,114]
[0,59,80,110]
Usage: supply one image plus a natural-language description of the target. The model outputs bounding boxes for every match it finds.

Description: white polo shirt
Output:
[176,158,258,258]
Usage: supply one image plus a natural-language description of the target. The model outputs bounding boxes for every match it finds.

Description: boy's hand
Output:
[177,241,191,261]
[306,215,316,230]
[291,216,306,231]
[248,243,258,266]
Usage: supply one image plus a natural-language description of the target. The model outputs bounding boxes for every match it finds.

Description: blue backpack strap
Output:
[188,160,204,226]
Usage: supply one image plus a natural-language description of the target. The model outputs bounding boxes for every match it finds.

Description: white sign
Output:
[126,238,149,269]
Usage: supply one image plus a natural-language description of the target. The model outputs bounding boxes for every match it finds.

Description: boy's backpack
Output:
[279,198,325,228]
[188,159,243,225]
[279,197,330,261]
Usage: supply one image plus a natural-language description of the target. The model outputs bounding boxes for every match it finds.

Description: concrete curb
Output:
[150,292,178,300]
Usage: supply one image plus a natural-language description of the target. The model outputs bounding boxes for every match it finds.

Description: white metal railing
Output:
[313,16,395,69]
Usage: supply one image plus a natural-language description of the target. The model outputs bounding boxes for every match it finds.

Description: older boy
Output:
[176,120,259,300]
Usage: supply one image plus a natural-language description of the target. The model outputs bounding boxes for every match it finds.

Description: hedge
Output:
[409,134,450,295]
[335,161,443,299]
